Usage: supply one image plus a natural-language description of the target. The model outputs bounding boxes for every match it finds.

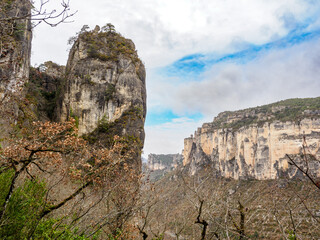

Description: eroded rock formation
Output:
[57,26,146,143]
[183,98,320,179]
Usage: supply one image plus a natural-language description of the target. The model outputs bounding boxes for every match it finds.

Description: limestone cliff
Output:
[0,0,32,95]
[0,0,32,138]
[183,98,320,179]
[57,25,146,159]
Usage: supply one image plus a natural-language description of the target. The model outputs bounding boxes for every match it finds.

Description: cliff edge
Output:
[183,97,320,179]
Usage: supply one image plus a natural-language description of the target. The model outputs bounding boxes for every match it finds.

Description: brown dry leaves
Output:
[1,119,135,188]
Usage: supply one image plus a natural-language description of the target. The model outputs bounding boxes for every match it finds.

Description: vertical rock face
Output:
[57,26,146,155]
[0,0,32,96]
[183,98,320,179]
[0,0,32,141]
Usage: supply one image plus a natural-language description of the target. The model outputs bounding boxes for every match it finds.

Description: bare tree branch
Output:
[195,200,208,240]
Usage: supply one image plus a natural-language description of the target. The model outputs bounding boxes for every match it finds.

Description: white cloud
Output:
[170,38,320,117]
[32,0,319,68]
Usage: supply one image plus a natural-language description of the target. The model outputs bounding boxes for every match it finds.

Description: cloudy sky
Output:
[31,0,320,158]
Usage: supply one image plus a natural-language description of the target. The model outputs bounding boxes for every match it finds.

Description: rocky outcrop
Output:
[0,0,32,143]
[0,0,32,96]
[183,98,320,179]
[147,153,183,171]
[57,26,146,140]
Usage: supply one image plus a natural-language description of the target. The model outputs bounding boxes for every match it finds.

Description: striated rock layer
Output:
[183,98,320,179]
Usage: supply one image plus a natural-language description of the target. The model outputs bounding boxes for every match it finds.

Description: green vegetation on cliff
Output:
[83,106,144,152]
[27,66,61,121]
[212,97,320,130]
[69,23,141,64]
[0,0,27,46]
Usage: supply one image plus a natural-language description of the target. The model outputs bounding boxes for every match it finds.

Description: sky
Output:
[31,0,320,158]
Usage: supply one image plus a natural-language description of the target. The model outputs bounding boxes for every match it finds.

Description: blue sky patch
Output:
[162,53,207,80]
[148,13,320,127]
[146,110,203,126]
[162,23,320,81]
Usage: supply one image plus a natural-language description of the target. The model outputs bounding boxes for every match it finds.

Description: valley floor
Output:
[138,167,320,240]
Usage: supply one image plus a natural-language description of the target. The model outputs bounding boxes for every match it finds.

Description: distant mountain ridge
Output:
[183,97,320,179]
[147,153,183,170]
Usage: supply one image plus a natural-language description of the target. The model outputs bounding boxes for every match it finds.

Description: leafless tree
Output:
[286,136,320,191]
[0,0,76,28]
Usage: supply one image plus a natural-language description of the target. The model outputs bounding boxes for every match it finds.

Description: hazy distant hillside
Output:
[144,153,183,181]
